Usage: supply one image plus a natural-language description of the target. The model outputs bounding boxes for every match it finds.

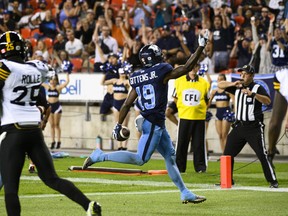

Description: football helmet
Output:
[138,44,163,67]
[0,31,26,59]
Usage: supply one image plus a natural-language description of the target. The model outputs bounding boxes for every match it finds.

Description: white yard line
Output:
[0,176,287,200]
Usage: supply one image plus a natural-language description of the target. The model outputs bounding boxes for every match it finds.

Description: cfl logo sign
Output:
[182,89,201,106]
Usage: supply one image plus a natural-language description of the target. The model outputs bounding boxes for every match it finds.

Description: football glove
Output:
[198,29,209,47]
[112,123,122,140]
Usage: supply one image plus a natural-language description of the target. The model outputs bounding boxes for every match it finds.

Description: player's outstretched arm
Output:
[163,29,209,84]
[117,88,138,124]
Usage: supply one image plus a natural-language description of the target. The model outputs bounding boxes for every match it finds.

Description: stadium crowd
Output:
[0,0,287,74]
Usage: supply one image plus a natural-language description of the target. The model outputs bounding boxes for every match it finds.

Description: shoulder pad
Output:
[26,60,49,73]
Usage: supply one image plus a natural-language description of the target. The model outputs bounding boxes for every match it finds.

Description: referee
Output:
[218,64,278,188]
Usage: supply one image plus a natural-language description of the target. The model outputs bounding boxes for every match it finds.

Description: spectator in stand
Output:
[129,0,152,30]
[251,16,271,74]
[31,0,49,22]
[156,25,181,62]
[65,29,84,58]
[105,4,114,21]
[0,10,16,34]
[92,23,118,72]
[237,0,267,17]
[35,40,50,62]
[268,0,285,25]
[177,21,197,53]
[75,18,94,46]
[208,74,234,153]
[78,0,90,20]
[209,13,231,73]
[32,50,46,62]
[86,9,96,30]
[182,0,202,20]
[60,18,74,37]
[39,10,58,40]
[94,15,107,36]
[59,0,80,29]
[153,0,173,28]
[105,2,130,49]
[241,8,254,28]
[230,34,253,68]
[93,1,105,20]
[25,39,33,60]
[54,32,67,53]
[257,6,271,35]
[18,5,35,30]
[9,0,22,22]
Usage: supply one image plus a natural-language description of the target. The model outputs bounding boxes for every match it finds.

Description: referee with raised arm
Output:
[218,64,278,188]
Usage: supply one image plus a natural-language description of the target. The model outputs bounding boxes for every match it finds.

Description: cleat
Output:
[182,195,206,204]
[87,201,101,216]
[82,149,104,170]
[28,165,35,173]
[82,157,94,170]
[269,181,279,188]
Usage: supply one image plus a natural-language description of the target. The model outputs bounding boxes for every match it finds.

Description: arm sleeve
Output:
[0,62,11,82]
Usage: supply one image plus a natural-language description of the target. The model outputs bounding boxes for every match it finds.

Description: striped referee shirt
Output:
[225,82,269,122]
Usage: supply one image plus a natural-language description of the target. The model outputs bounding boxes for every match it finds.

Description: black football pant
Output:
[0,125,90,216]
[224,122,277,183]
[176,119,207,173]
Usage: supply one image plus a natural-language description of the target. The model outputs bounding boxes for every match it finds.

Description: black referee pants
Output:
[176,119,207,173]
[0,125,90,216]
[224,122,277,183]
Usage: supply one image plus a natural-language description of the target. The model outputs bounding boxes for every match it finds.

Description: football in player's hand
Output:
[119,126,130,141]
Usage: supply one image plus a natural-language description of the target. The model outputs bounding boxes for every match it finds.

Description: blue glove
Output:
[112,123,122,140]
[62,60,73,74]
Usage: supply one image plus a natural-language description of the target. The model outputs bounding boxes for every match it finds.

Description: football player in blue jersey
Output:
[83,30,210,204]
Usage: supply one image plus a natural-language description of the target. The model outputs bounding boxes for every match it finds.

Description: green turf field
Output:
[0,157,287,216]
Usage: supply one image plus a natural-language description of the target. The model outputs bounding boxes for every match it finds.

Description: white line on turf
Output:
[19,176,288,192]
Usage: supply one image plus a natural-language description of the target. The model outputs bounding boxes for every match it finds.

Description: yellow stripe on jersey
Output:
[273,82,280,90]
[6,32,11,43]
[0,62,11,81]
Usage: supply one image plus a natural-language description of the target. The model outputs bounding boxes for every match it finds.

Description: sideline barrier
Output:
[57,73,274,106]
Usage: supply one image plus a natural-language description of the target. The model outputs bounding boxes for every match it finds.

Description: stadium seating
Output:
[234,15,245,26]
[30,28,41,38]
[20,28,31,39]
[70,58,83,73]
[29,38,38,48]
[43,37,53,49]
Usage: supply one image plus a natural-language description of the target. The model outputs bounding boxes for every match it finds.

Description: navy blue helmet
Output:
[138,44,163,67]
